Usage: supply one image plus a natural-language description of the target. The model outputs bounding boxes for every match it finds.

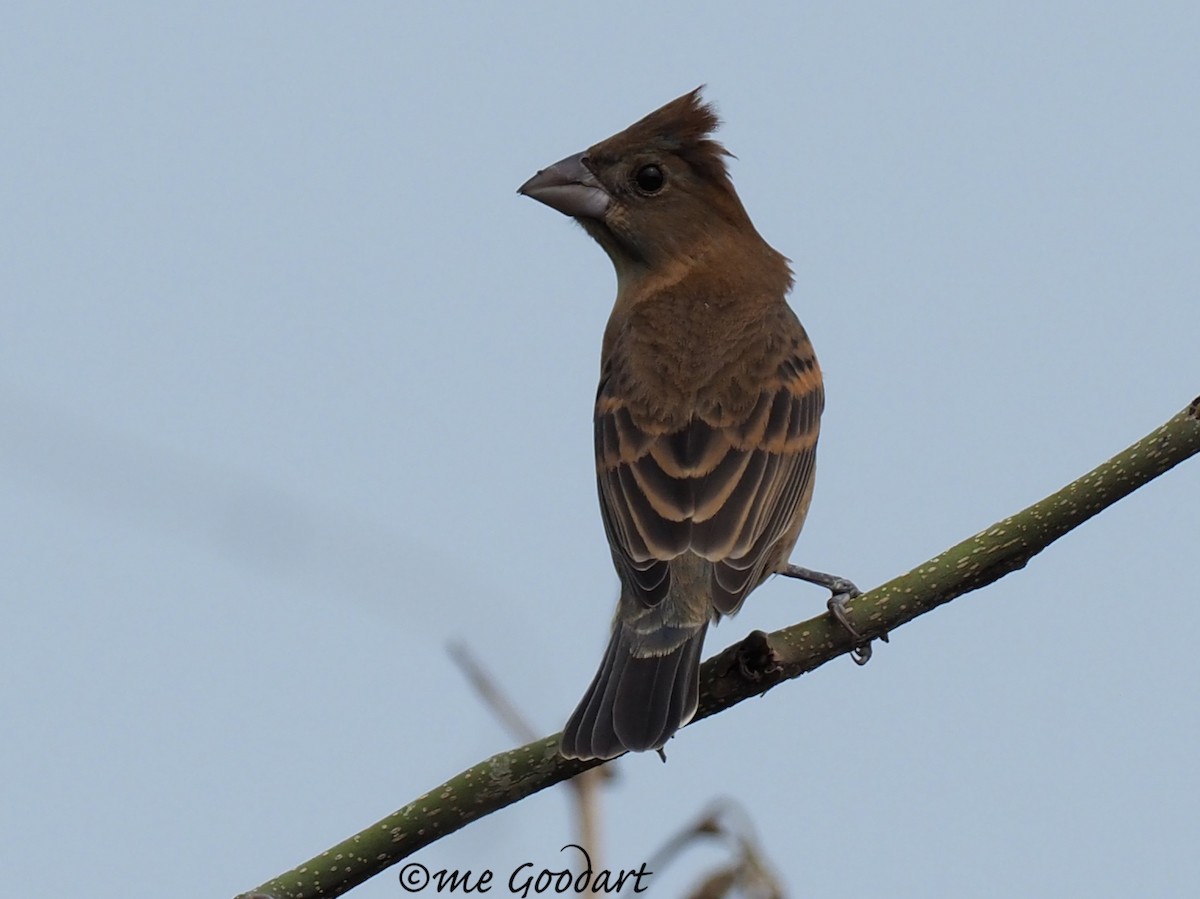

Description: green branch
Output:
[238,397,1200,899]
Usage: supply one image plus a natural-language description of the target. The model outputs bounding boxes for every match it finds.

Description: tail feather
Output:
[560,624,706,760]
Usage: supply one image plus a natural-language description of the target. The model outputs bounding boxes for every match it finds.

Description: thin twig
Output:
[446,641,611,868]
[447,642,540,744]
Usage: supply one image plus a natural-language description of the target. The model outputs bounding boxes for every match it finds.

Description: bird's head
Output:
[519,88,761,287]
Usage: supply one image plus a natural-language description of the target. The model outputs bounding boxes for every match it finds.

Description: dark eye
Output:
[634,164,664,194]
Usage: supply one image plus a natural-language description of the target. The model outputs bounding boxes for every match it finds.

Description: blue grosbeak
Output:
[520,89,857,760]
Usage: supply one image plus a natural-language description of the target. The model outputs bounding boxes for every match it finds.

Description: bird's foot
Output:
[827,592,873,665]
[781,564,882,665]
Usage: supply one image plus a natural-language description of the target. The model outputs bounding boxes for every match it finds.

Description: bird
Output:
[519,88,859,761]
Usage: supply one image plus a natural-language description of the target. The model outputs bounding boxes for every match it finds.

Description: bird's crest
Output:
[591,87,733,184]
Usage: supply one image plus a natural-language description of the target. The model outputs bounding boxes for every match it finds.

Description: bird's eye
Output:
[634,164,665,194]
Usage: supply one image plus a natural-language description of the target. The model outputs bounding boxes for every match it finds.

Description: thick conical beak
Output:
[518,152,611,220]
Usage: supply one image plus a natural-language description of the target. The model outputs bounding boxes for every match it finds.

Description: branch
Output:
[237,397,1200,899]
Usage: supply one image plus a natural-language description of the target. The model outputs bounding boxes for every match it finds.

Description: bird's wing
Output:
[594,346,823,613]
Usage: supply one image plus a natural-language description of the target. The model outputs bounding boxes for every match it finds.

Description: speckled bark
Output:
[238,398,1200,899]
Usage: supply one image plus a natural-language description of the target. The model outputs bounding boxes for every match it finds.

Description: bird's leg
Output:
[780,565,880,665]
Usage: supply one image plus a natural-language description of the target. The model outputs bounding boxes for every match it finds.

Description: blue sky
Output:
[3,3,1198,897]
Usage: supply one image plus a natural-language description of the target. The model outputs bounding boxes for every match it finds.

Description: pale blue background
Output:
[3,3,1198,897]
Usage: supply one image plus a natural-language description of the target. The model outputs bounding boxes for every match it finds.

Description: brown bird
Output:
[520,88,860,761]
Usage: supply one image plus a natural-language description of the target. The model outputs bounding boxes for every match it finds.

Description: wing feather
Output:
[595,342,823,610]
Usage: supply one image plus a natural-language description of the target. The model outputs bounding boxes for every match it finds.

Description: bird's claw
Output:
[780,564,878,665]
[827,593,872,665]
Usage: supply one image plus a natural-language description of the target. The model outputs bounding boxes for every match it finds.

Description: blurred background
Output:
[2,3,1197,897]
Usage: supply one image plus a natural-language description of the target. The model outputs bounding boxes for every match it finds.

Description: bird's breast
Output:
[612,298,786,430]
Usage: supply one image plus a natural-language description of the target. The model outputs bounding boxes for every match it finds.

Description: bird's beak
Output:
[518,152,611,220]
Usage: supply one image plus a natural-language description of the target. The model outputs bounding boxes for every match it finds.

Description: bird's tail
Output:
[559,619,707,760]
